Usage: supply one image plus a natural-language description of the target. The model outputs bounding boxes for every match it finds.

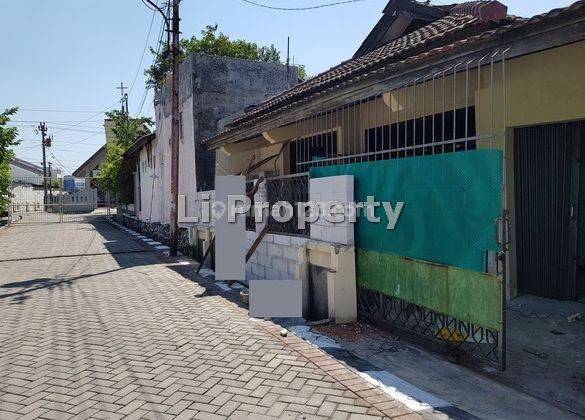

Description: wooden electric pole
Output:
[38,122,48,205]
[169,0,180,256]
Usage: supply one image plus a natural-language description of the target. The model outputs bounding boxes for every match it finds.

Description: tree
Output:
[97,110,152,203]
[0,108,20,214]
[145,24,308,91]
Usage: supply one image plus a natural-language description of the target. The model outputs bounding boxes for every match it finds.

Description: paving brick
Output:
[0,220,416,420]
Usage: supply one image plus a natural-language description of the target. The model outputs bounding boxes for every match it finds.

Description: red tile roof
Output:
[204,0,585,147]
[229,13,483,127]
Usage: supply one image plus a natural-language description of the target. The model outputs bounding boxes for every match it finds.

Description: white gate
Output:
[8,177,115,224]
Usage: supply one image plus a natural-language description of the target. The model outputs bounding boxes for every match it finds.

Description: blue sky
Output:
[0,0,573,174]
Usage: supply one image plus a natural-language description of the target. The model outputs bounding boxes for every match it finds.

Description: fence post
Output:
[7,202,12,227]
[59,179,64,223]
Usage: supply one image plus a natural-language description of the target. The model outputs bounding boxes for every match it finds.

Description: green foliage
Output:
[0,107,20,214]
[97,110,152,203]
[297,64,308,81]
[145,24,309,91]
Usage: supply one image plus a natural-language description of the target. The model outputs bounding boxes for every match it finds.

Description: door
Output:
[514,121,584,300]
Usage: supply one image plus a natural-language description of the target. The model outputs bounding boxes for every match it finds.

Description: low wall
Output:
[246,231,308,281]
[116,212,190,254]
[246,230,309,317]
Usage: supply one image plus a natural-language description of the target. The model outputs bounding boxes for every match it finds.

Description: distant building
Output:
[73,118,150,205]
[10,157,61,185]
[9,157,61,210]
[10,157,44,185]
[124,52,298,224]
[63,176,86,192]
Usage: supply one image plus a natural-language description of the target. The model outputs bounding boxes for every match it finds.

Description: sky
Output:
[0,0,573,175]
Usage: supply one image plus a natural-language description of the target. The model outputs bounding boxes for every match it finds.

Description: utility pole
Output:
[38,122,48,205]
[116,82,129,115]
[169,0,180,256]
[286,36,290,81]
[48,162,54,201]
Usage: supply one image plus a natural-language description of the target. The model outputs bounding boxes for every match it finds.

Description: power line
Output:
[50,101,118,136]
[129,2,158,96]
[8,124,104,135]
[56,132,103,146]
[4,108,110,113]
[48,149,73,174]
[238,0,369,11]
[135,2,168,117]
[10,120,104,126]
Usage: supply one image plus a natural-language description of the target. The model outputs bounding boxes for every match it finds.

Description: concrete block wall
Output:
[245,231,308,282]
[309,175,354,245]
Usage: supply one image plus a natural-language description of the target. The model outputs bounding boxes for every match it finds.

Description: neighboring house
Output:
[202,0,585,369]
[125,52,298,225]
[72,118,147,205]
[72,145,106,182]
[10,157,62,184]
[72,118,121,182]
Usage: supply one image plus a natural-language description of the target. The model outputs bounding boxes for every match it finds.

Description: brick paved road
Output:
[0,220,419,419]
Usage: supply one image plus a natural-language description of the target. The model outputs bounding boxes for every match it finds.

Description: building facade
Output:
[127,52,298,225]
[201,0,585,369]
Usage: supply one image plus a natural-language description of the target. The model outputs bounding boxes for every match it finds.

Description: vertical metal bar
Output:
[375,95,380,160]
[500,47,510,371]
[465,60,472,146]
[453,63,460,146]
[422,75,426,151]
[365,99,370,160]
[491,51,498,148]
[325,108,329,165]
[355,99,365,162]
[396,88,400,155]
[412,79,418,155]
[295,119,299,173]
[477,54,486,147]
[307,115,311,170]
[338,104,342,164]
[432,73,437,147]
[342,104,346,163]
[60,178,64,223]
[442,69,447,153]
[304,116,308,171]
[404,84,408,153]
[353,101,357,162]
[397,86,401,157]
[388,89,393,156]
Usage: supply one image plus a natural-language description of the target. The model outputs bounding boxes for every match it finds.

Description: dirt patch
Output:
[314,321,392,342]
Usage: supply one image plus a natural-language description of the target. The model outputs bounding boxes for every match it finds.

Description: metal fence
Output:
[7,176,116,224]
[282,48,509,369]
[246,173,310,237]
[289,49,508,173]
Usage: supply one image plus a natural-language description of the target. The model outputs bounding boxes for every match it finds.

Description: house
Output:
[72,118,147,206]
[123,52,299,230]
[10,157,60,185]
[201,0,585,376]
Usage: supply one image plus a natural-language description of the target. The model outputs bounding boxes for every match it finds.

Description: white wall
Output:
[10,185,44,211]
[10,164,42,185]
[309,175,355,245]
[136,95,198,226]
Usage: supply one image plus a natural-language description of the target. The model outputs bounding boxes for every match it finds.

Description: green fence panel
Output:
[310,149,503,272]
[357,249,502,330]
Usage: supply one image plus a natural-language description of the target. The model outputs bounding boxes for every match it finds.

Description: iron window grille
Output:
[245,174,310,237]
